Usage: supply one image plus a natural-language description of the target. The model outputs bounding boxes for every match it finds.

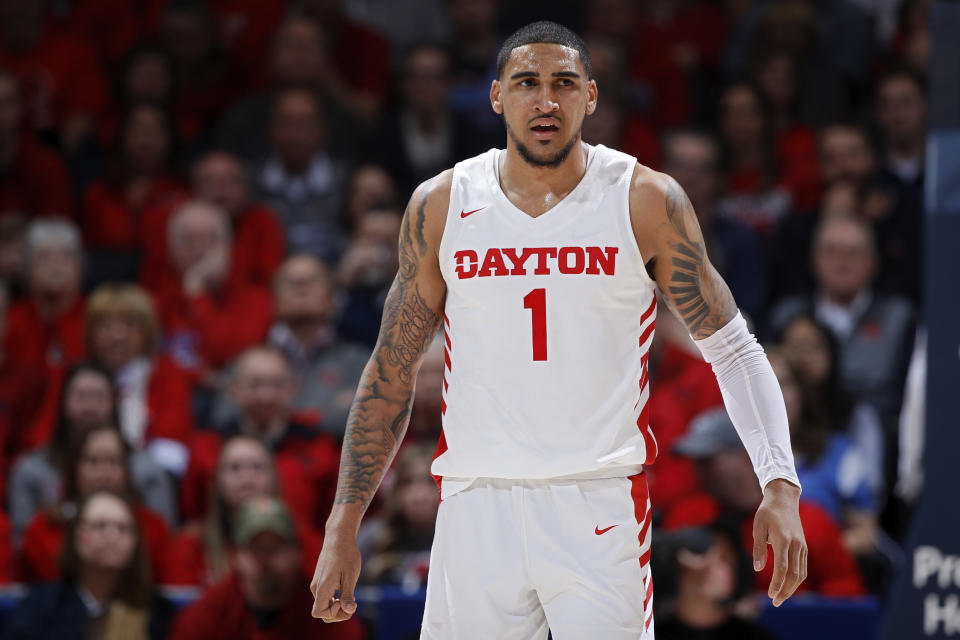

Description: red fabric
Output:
[0,357,46,493]
[3,297,86,373]
[81,176,187,250]
[45,0,144,67]
[329,18,390,100]
[626,38,690,128]
[620,118,661,170]
[154,280,272,373]
[663,492,866,597]
[0,510,13,584]
[635,2,727,72]
[19,504,170,583]
[646,344,724,514]
[170,570,367,640]
[0,136,74,218]
[0,33,107,131]
[776,124,821,212]
[141,200,286,292]
[159,519,322,587]
[179,422,340,530]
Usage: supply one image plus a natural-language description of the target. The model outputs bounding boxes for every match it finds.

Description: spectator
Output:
[141,150,286,292]
[19,424,170,583]
[359,443,437,589]
[0,71,74,219]
[85,283,193,473]
[662,129,768,320]
[180,346,340,529]
[0,0,107,151]
[0,279,44,491]
[81,102,186,280]
[667,408,866,596]
[160,434,321,587]
[653,524,776,640]
[253,88,348,263]
[267,254,370,435]
[216,16,354,166]
[345,164,399,228]
[581,89,660,171]
[337,206,402,348]
[407,336,445,442]
[293,0,391,127]
[2,219,85,372]
[43,0,143,70]
[9,364,176,540]
[376,43,481,196]
[872,69,925,301]
[154,200,272,377]
[768,348,879,554]
[715,82,793,237]
[3,490,174,640]
[778,314,885,495]
[170,496,366,640]
[769,216,915,426]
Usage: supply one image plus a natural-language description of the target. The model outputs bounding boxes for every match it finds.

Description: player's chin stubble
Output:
[506,121,582,168]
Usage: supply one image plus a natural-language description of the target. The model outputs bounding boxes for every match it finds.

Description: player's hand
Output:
[310,532,362,622]
[753,479,807,607]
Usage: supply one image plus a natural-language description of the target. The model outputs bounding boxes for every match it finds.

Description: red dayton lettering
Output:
[454,246,618,279]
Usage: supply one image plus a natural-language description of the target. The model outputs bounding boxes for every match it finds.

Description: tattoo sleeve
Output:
[662,177,738,340]
[334,186,443,511]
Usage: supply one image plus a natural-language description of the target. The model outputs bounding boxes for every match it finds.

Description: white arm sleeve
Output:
[692,311,802,495]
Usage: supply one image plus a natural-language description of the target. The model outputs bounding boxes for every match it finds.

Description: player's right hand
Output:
[310,532,362,622]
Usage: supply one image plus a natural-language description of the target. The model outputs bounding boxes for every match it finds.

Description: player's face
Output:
[491,43,597,168]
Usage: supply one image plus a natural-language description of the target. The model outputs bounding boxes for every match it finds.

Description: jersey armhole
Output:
[620,161,659,292]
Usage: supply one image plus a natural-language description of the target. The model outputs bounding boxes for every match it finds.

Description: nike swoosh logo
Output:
[595,525,618,535]
[460,207,485,219]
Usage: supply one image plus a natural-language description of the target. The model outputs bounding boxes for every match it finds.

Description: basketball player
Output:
[311,21,807,638]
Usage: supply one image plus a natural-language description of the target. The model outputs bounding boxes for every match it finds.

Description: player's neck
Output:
[500,139,589,202]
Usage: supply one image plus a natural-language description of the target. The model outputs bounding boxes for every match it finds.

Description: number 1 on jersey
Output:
[523,288,548,361]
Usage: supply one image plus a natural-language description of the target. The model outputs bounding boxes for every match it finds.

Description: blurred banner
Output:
[881,1,960,638]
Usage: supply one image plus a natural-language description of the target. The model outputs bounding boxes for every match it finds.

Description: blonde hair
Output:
[86,283,161,356]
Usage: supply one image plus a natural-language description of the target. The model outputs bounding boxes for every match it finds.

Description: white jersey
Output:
[432,144,659,492]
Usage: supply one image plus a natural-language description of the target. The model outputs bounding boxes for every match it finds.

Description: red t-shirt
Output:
[0,510,14,584]
[81,176,188,250]
[171,570,367,640]
[0,356,46,494]
[44,0,143,67]
[0,136,74,218]
[3,296,86,373]
[0,33,107,131]
[663,492,866,597]
[19,504,170,583]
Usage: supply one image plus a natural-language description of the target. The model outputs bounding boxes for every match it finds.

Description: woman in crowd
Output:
[8,364,175,539]
[3,490,173,640]
[160,434,320,586]
[18,424,170,582]
[358,443,438,589]
[85,282,194,476]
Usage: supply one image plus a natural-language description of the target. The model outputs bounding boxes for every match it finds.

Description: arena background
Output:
[0,0,950,638]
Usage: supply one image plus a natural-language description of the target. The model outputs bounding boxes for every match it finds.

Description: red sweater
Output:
[171,571,366,640]
[179,421,340,530]
[663,492,866,597]
[3,297,86,372]
[81,176,187,250]
[19,504,170,583]
[0,357,46,494]
[141,200,286,292]
[0,509,14,584]
[159,519,322,587]
[154,280,272,373]
[0,136,74,218]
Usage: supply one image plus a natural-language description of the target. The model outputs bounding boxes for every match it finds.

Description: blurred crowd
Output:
[0,0,929,638]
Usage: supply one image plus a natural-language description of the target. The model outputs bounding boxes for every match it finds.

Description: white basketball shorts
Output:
[421,472,655,639]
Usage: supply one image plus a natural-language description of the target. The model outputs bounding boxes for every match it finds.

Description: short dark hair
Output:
[496,21,592,80]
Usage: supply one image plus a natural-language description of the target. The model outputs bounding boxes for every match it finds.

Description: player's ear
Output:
[490,79,503,115]
[585,79,598,116]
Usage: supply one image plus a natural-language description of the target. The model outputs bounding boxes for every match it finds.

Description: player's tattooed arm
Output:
[630,167,738,340]
[331,174,449,522]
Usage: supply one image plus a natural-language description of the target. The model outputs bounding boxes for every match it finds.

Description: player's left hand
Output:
[753,479,807,607]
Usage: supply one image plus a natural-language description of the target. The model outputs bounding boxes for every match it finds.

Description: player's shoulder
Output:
[410,168,455,222]
[628,163,679,206]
